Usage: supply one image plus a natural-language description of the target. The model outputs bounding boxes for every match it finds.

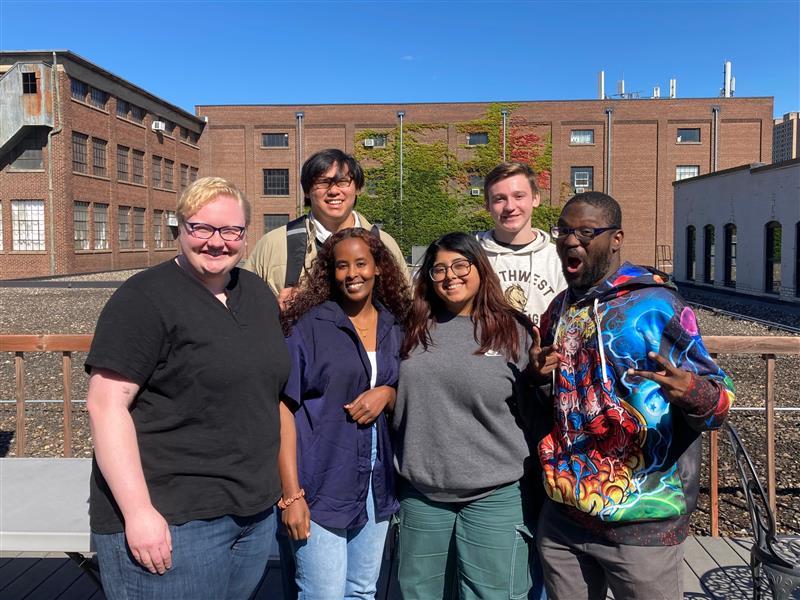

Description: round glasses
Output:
[311,177,354,190]
[429,259,472,282]
[184,222,246,241]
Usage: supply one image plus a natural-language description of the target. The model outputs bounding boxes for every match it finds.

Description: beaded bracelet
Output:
[277,489,305,509]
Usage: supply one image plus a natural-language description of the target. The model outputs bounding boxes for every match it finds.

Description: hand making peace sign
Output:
[627,351,694,403]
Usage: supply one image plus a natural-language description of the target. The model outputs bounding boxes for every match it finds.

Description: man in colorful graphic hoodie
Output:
[477,162,566,327]
[530,191,734,600]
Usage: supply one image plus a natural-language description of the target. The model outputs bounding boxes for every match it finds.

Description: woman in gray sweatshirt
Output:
[392,232,542,599]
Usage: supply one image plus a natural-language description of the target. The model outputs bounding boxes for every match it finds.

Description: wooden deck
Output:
[1,536,760,599]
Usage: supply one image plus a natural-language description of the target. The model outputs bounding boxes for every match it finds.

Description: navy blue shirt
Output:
[283,300,402,529]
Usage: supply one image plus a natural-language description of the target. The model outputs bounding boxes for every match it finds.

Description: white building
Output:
[673,159,800,302]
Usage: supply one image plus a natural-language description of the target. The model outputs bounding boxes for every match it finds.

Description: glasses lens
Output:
[335,178,353,188]
[219,227,244,241]
[575,228,596,241]
[188,223,214,239]
[429,266,446,281]
[451,260,471,276]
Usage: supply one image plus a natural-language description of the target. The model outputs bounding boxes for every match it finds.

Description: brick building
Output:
[0,51,204,279]
[198,98,773,268]
[773,112,799,163]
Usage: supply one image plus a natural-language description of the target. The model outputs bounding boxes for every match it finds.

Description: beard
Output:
[563,252,614,294]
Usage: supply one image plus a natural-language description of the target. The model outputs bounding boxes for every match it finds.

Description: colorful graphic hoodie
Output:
[477,229,566,327]
[538,263,734,545]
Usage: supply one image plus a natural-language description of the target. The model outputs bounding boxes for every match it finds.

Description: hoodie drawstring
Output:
[593,298,609,384]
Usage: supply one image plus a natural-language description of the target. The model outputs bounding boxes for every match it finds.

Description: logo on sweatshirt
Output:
[484,350,502,357]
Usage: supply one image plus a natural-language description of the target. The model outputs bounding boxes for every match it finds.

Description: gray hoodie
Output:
[477,229,566,326]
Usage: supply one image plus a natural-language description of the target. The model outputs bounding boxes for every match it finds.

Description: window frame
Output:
[466,132,489,146]
[92,138,108,177]
[132,150,145,184]
[11,199,46,251]
[570,129,595,145]
[72,132,88,174]
[765,221,782,294]
[93,203,109,250]
[73,201,90,251]
[723,223,736,288]
[263,213,290,234]
[571,166,594,192]
[675,165,700,181]
[261,133,289,148]
[685,225,696,281]
[703,224,715,284]
[22,72,37,94]
[133,207,146,249]
[117,145,130,182]
[118,206,131,250]
[676,128,701,144]
[263,168,290,196]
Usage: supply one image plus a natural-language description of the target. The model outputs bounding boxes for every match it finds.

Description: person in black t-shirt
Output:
[86,177,290,600]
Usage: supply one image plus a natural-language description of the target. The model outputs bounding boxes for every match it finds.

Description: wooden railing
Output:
[2,333,799,535]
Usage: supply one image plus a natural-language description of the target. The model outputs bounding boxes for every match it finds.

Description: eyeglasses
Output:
[311,177,354,190]
[184,222,246,241]
[429,259,472,282]
[550,225,620,243]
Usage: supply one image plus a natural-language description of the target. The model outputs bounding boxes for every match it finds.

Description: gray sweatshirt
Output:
[392,314,531,502]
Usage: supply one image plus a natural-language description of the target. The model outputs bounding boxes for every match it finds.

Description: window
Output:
[468,173,485,192]
[571,166,594,192]
[724,224,736,288]
[703,225,715,284]
[180,128,199,144]
[117,145,130,181]
[152,156,162,188]
[22,72,37,94]
[117,99,130,118]
[263,214,290,233]
[71,78,88,102]
[11,200,45,251]
[570,129,595,144]
[118,206,131,249]
[180,164,189,191]
[263,169,289,195]
[685,226,696,281]
[467,132,489,146]
[677,128,701,143]
[675,165,699,181]
[262,133,289,148]
[133,208,146,249]
[92,138,108,177]
[163,119,176,135]
[130,105,146,124]
[153,210,164,249]
[9,130,45,170]
[765,221,782,294]
[166,211,177,247]
[94,203,109,249]
[89,87,107,109]
[372,134,387,148]
[72,132,88,173]
[132,150,144,184]
[163,159,174,191]
[74,201,90,250]
[189,166,198,182]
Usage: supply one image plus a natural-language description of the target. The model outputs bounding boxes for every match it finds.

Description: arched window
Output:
[685,226,696,281]
[703,225,715,284]
[765,221,782,294]
[724,223,736,288]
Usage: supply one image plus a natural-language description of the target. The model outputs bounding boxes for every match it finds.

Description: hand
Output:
[124,505,172,574]
[627,351,694,403]
[344,386,395,425]
[281,497,311,541]
[277,287,299,312]
[528,326,560,378]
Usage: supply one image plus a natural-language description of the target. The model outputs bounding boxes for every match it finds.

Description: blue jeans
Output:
[290,425,389,600]
[93,507,275,600]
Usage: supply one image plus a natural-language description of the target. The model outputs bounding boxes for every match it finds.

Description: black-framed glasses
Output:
[429,259,472,282]
[311,177,354,190]
[550,225,620,243]
[184,222,246,241]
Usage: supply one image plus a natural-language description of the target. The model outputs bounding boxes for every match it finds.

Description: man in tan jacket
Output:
[245,148,406,309]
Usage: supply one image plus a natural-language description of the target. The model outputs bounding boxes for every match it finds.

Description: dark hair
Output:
[402,232,530,361]
[300,149,365,197]
[484,162,539,202]
[281,228,410,335]
[563,191,622,228]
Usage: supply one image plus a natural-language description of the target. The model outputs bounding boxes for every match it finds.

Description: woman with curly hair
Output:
[393,231,541,599]
[277,227,410,599]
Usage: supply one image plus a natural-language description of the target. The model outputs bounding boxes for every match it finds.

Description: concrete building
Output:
[0,51,204,279]
[773,112,799,163]
[198,97,773,268]
[673,159,800,302]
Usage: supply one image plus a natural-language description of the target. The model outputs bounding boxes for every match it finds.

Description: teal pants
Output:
[397,480,532,600]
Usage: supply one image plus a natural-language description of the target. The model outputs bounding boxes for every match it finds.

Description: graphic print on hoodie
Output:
[538,263,734,524]
[477,229,566,326]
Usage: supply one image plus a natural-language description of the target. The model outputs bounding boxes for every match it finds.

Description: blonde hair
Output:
[176,176,251,225]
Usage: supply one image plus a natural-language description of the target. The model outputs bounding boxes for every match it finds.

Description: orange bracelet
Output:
[277,489,305,509]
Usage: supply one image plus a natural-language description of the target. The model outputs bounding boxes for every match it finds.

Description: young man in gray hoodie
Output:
[477,163,566,326]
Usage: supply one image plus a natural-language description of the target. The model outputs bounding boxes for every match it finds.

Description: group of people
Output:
[85,148,735,600]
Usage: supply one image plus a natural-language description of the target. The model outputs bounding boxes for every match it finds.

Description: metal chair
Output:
[725,422,800,599]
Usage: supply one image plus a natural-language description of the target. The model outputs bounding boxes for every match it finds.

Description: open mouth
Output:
[565,256,583,274]
[345,281,364,292]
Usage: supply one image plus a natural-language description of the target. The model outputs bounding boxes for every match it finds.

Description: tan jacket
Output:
[243,212,407,296]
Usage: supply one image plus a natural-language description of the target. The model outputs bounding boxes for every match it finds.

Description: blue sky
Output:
[1,1,797,117]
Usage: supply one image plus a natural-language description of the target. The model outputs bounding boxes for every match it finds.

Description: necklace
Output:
[349,307,377,338]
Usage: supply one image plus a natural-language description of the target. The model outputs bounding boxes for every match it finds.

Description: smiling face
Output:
[555,201,623,293]
[431,249,481,316]
[486,173,541,244]
[177,194,246,286]
[333,237,379,310]
[308,162,357,231]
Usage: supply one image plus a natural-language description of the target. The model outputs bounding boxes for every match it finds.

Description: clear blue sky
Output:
[1,0,797,117]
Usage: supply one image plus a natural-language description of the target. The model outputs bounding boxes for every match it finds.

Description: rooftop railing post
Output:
[15,351,26,457]
[62,351,73,457]
[763,353,777,515]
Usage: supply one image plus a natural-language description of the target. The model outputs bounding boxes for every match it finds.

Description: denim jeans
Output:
[93,507,275,600]
[290,424,389,600]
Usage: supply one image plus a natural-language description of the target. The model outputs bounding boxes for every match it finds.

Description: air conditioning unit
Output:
[167,214,178,227]
[470,188,481,196]
[152,121,166,132]
[363,138,375,147]
[575,186,588,194]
